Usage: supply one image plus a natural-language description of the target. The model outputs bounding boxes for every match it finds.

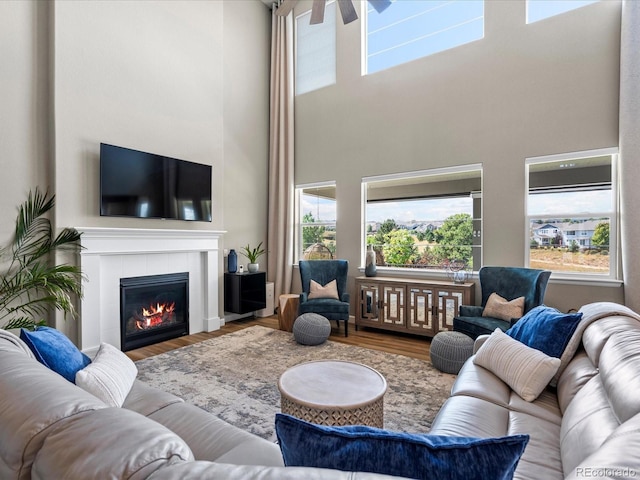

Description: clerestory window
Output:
[364,0,484,75]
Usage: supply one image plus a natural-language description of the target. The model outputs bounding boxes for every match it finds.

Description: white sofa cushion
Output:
[76,342,138,407]
[473,329,560,402]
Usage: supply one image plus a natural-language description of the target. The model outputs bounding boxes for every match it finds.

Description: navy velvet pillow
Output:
[275,414,529,480]
[20,326,91,383]
[506,305,583,358]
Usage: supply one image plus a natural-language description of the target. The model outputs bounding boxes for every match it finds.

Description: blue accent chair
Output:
[453,266,552,339]
[298,260,351,337]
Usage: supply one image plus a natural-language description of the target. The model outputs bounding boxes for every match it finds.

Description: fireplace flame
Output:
[134,302,176,331]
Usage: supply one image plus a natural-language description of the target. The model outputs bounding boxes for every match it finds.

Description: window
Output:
[364,0,484,75]
[526,0,599,24]
[362,165,482,272]
[295,1,336,95]
[526,148,618,278]
[295,182,337,261]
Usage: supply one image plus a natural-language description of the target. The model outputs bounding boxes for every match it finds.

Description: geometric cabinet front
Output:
[355,276,474,338]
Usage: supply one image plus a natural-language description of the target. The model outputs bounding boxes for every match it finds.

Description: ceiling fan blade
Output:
[275,0,297,17]
[310,0,326,25]
[368,0,392,14]
[337,0,358,25]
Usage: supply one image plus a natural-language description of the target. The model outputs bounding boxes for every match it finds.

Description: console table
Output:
[355,276,475,337]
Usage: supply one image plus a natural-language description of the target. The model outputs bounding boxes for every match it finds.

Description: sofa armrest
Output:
[299,292,309,303]
[459,305,483,317]
[473,334,491,354]
[341,293,350,303]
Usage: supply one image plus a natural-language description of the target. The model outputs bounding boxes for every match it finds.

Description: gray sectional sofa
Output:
[0,329,395,479]
[1,300,639,479]
[431,302,640,479]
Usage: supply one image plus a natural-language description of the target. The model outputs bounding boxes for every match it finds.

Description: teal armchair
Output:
[453,266,551,339]
[298,260,350,336]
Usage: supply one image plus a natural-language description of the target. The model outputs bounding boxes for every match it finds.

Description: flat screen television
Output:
[100,143,212,222]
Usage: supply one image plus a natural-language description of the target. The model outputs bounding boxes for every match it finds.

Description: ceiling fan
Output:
[275,0,392,25]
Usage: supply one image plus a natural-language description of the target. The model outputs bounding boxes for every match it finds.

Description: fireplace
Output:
[120,273,189,351]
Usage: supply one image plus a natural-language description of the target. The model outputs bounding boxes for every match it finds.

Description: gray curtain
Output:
[620,0,640,310]
[267,3,295,300]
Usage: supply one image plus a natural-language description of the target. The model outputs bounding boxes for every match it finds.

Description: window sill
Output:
[356,266,478,281]
[547,275,622,288]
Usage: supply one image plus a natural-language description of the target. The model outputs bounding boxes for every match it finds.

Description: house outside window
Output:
[295,1,336,95]
[295,182,337,262]
[526,148,618,278]
[362,165,482,273]
[526,0,599,24]
[364,0,484,75]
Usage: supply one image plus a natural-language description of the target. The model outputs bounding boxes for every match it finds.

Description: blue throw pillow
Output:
[20,326,91,383]
[275,414,529,480]
[506,305,582,358]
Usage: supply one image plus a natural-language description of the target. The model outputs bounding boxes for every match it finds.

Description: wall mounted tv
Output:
[100,143,212,222]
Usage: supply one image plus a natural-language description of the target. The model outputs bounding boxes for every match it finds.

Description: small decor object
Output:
[445,260,468,284]
[365,245,377,277]
[430,331,475,374]
[241,241,265,274]
[293,313,331,345]
[227,249,237,273]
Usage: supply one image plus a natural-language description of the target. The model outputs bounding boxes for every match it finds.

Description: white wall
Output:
[0,1,51,243]
[223,1,271,271]
[293,0,624,312]
[0,0,272,338]
[53,0,225,231]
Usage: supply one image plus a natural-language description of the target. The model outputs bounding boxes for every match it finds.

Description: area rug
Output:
[135,325,456,441]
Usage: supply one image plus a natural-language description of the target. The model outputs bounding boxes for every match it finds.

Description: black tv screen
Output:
[100,143,212,222]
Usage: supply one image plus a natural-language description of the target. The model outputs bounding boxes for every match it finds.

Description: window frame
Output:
[524,147,619,282]
[361,164,483,277]
[294,181,338,263]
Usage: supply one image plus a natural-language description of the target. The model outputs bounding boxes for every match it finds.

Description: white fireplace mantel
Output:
[78,227,224,354]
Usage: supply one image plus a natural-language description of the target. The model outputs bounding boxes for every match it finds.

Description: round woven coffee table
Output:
[278,360,387,427]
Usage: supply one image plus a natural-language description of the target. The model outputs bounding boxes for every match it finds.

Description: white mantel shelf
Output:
[77,227,225,354]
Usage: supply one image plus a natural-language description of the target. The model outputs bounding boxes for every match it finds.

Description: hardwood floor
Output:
[126,317,434,362]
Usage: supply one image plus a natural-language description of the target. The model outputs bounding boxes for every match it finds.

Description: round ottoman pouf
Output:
[293,313,331,346]
[430,331,475,374]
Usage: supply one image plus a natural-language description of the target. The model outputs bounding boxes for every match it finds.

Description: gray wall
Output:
[0,1,271,327]
[293,0,624,312]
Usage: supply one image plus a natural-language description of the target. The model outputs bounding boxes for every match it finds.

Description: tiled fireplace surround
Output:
[78,227,224,355]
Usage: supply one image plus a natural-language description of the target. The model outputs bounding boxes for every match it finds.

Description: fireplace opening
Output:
[120,273,189,351]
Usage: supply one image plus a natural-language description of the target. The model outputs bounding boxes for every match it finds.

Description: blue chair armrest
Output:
[459,305,483,317]
[341,293,350,303]
[299,292,309,303]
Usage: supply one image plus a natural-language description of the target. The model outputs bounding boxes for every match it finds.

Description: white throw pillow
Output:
[75,342,138,407]
[473,329,560,402]
[308,279,340,300]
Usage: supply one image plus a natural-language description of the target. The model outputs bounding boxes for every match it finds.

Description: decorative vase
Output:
[228,249,237,273]
[248,263,259,273]
[365,245,377,277]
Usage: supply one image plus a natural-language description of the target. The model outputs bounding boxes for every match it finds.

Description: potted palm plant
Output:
[240,242,265,273]
[0,188,83,331]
